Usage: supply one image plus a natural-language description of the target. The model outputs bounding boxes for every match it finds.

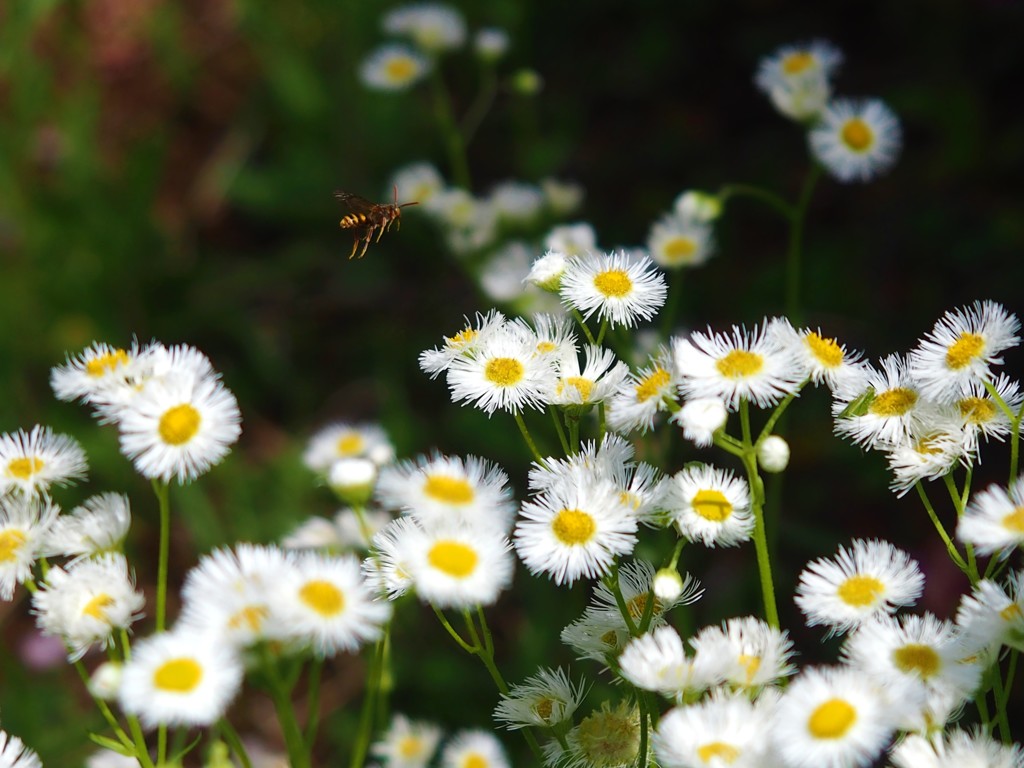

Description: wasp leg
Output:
[347,236,359,259]
[356,232,372,259]
[374,222,388,243]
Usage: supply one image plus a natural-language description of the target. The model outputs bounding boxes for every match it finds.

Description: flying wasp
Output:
[334,187,419,259]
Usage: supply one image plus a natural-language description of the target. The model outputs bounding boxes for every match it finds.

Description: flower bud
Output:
[328,457,378,506]
[653,568,685,602]
[672,398,728,447]
[525,250,568,293]
[510,68,543,95]
[673,190,723,222]
[89,661,123,700]
[757,435,790,473]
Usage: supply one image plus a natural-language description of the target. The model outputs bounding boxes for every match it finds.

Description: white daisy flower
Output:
[419,309,507,379]
[794,538,924,634]
[489,180,544,225]
[370,713,442,768]
[445,325,557,415]
[0,425,87,498]
[552,345,630,407]
[673,320,804,411]
[440,730,509,768]
[840,613,982,730]
[265,551,390,656]
[383,3,466,53]
[618,624,710,698]
[178,544,292,647]
[606,349,680,434]
[955,571,1024,653]
[404,521,514,608]
[303,421,394,473]
[755,40,842,121]
[390,162,444,207]
[670,397,728,448]
[359,44,430,91]
[954,373,1023,447]
[0,731,42,768]
[688,615,796,689]
[50,340,145,408]
[810,98,902,183]
[493,667,588,731]
[885,419,972,496]
[376,453,516,535]
[560,250,668,329]
[957,475,1024,555]
[544,223,597,258]
[363,516,419,600]
[889,729,1024,768]
[653,690,777,768]
[32,552,144,661]
[42,492,131,560]
[771,321,869,394]
[560,607,631,662]
[514,476,638,585]
[647,212,714,270]
[117,371,241,483]
[588,558,703,627]
[662,464,753,548]
[118,628,243,728]
[0,495,59,600]
[909,300,1021,403]
[832,355,926,449]
[771,665,899,768]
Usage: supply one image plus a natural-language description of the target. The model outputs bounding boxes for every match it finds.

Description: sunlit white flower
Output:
[441,730,509,768]
[560,251,668,329]
[954,374,1022,447]
[810,98,901,183]
[370,713,442,768]
[403,521,514,608]
[955,571,1024,654]
[885,419,971,497]
[909,300,1021,403]
[390,162,445,207]
[419,309,507,379]
[514,476,638,585]
[957,475,1024,555]
[889,729,1024,768]
[117,371,241,483]
[619,625,712,697]
[360,44,429,91]
[560,607,631,662]
[363,516,419,600]
[771,322,869,394]
[833,355,926,449]
[771,665,898,768]
[50,340,145,408]
[795,539,924,634]
[0,495,59,600]
[674,320,804,411]
[493,667,588,730]
[647,212,714,269]
[266,551,390,656]
[32,552,144,661]
[755,40,842,121]
[0,731,42,768]
[42,492,131,560]
[544,223,597,258]
[0,425,87,498]
[607,350,680,434]
[304,421,394,473]
[689,615,796,689]
[119,628,243,728]
[653,690,777,768]
[552,345,630,407]
[383,3,466,52]
[489,180,544,224]
[662,464,753,548]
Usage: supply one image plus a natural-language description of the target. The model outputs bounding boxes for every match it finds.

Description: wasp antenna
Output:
[393,184,399,205]
[399,200,420,209]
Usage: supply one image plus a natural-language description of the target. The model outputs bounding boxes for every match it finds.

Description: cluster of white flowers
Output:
[755,40,902,182]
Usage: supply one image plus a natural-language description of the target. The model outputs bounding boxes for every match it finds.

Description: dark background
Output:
[1,0,1021,764]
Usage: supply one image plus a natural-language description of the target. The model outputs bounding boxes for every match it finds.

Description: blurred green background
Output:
[1,0,1022,764]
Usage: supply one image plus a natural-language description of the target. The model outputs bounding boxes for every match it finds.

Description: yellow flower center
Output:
[447,327,477,348]
[957,397,996,424]
[385,56,417,82]
[7,456,43,480]
[398,736,427,759]
[738,654,762,685]
[893,643,941,679]
[82,593,115,621]
[808,698,857,739]
[86,349,129,377]
[464,755,487,768]
[484,357,525,387]
[697,742,741,764]
[534,697,555,721]
[552,508,596,545]
[836,574,884,607]
[999,603,1022,622]
[805,332,844,368]
[946,332,985,370]
[0,529,27,563]
[593,269,633,298]
[691,489,732,522]
[423,474,474,505]
[536,340,557,354]
[153,657,203,693]
[1001,507,1024,534]
[782,51,814,75]
[336,433,364,456]
[427,540,479,578]
[661,236,697,264]
[158,403,202,446]
[560,376,594,401]
[914,433,947,456]
[228,604,269,631]
[869,388,918,417]
[635,367,670,402]
[576,703,640,765]
[716,350,764,379]
[840,118,874,151]
[299,580,345,617]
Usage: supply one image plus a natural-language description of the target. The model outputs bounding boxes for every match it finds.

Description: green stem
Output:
[219,719,253,768]
[151,479,172,633]
[349,638,385,768]
[604,564,639,636]
[718,183,796,220]
[513,412,545,464]
[914,482,968,572]
[304,656,324,749]
[785,164,821,324]
[460,62,498,146]
[261,647,310,768]
[72,660,135,753]
[431,604,476,653]
[739,401,779,628]
[660,270,684,340]
[943,473,980,582]
[637,693,650,768]
[988,654,1013,743]
[982,378,1022,483]
[429,65,471,190]
[571,309,597,345]
[756,380,807,445]
[549,407,572,455]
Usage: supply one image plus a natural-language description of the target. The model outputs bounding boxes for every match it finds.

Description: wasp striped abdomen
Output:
[334,188,419,259]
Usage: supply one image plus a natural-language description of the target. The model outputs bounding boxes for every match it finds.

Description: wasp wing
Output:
[333,191,376,215]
